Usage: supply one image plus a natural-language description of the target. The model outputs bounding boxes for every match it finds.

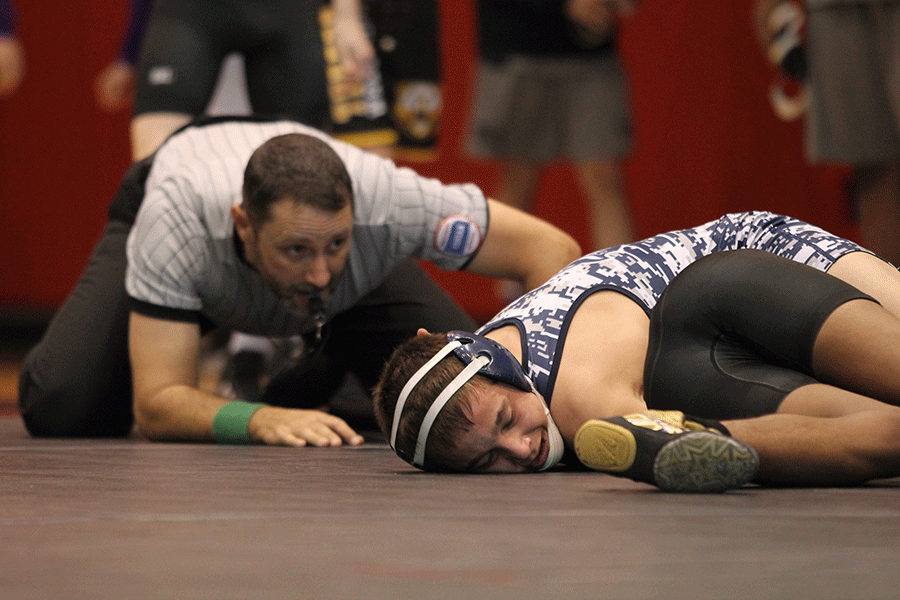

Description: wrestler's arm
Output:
[129,312,363,446]
[464,200,581,292]
[547,291,651,444]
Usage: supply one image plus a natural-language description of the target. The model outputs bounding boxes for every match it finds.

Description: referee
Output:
[18,116,579,444]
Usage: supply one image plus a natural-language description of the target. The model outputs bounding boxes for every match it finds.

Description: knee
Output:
[850,407,900,478]
[18,361,133,438]
[868,407,900,456]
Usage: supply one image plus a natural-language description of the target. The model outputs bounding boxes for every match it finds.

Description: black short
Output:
[134,0,329,127]
[643,250,876,419]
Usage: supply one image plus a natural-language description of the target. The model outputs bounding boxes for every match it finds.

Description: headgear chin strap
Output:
[390,331,564,472]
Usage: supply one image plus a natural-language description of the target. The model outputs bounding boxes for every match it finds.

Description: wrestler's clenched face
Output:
[444,382,552,473]
[234,196,352,316]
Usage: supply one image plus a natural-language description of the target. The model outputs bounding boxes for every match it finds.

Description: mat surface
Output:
[1,417,898,600]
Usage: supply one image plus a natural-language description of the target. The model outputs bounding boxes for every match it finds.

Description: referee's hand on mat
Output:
[249,406,365,447]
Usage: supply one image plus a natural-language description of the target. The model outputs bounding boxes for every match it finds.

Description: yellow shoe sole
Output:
[574,420,637,472]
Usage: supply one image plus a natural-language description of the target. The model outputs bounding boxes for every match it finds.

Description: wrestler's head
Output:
[373,330,564,473]
[234,133,354,317]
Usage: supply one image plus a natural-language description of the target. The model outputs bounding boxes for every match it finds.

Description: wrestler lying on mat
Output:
[374,212,900,492]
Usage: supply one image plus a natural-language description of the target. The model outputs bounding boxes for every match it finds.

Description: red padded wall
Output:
[1,0,853,323]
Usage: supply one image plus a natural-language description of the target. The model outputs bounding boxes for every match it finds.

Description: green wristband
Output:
[212,401,266,444]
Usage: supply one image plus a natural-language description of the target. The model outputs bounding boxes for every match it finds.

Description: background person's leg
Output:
[574,158,634,251]
[130,0,225,160]
[243,0,329,128]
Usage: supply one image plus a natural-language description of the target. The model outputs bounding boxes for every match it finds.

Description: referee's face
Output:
[233,197,353,316]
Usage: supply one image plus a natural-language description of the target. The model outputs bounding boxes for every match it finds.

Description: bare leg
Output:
[727,298,900,485]
[726,397,900,485]
[130,112,194,161]
[827,250,900,318]
[574,158,635,251]
[813,299,900,402]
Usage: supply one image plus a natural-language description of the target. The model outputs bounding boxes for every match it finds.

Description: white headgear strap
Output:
[413,355,490,467]
[390,340,461,451]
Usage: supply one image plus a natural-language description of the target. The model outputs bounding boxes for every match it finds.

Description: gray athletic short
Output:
[806,3,900,164]
[465,54,633,162]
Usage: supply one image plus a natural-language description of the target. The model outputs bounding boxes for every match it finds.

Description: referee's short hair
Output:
[242,133,353,226]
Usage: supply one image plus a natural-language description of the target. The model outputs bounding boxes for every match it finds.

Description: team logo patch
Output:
[392,81,442,141]
[435,215,482,256]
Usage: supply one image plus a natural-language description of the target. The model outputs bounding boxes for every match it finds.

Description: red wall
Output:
[1,0,852,323]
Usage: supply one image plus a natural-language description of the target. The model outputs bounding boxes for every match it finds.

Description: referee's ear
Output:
[231,204,255,246]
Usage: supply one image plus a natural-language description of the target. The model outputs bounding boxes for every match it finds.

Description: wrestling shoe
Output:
[574,411,759,493]
[647,410,730,435]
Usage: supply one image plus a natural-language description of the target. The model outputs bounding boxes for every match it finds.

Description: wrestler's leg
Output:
[727,298,900,485]
[726,389,900,485]
[644,250,870,418]
[812,297,900,403]
[826,250,900,317]
[646,250,900,485]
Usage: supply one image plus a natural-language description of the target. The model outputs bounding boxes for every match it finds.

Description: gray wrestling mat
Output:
[1,416,897,599]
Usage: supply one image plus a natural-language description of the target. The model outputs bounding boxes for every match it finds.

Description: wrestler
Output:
[374,212,900,491]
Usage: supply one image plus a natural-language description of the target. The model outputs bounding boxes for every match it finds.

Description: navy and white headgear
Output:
[389,331,563,471]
